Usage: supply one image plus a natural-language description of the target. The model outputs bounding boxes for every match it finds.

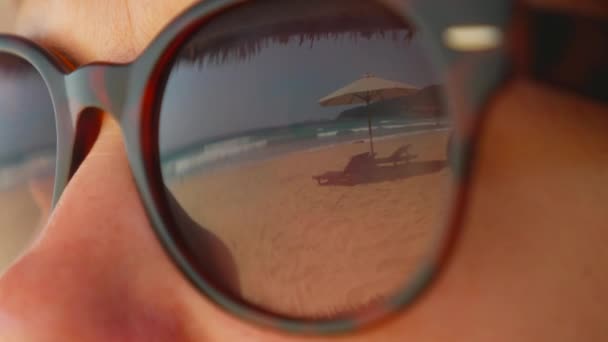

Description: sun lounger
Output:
[312,152,374,185]
[374,145,417,166]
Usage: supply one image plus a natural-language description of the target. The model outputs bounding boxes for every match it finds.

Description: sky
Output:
[159,30,443,153]
[0,63,56,164]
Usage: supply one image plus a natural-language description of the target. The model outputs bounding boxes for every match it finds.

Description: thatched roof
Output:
[177,0,415,64]
[0,52,34,75]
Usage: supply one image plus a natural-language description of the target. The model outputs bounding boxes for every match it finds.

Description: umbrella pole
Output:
[366,102,375,156]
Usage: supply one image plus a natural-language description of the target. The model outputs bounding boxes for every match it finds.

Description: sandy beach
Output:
[0,185,44,274]
[168,130,452,318]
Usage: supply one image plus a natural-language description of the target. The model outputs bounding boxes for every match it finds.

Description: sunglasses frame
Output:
[1,0,605,335]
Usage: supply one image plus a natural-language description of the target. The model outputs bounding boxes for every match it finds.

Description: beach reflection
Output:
[165,130,451,318]
[0,161,54,273]
[0,53,56,273]
[159,0,452,318]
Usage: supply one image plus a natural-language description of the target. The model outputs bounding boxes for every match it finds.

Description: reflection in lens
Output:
[0,53,56,273]
[159,0,453,319]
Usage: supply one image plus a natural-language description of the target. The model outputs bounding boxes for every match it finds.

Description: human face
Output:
[0,0,607,341]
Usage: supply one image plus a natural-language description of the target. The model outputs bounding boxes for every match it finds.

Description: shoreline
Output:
[163,125,451,180]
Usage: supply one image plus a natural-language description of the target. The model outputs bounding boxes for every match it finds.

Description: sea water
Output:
[161,117,449,181]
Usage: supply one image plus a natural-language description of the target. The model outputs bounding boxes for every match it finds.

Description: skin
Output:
[0,0,607,340]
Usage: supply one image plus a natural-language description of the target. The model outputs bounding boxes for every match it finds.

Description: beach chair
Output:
[312,152,374,185]
[374,145,417,166]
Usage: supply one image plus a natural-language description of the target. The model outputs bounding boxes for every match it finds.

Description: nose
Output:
[0,118,230,340]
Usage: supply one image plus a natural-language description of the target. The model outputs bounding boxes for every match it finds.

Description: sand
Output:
[168,130,452,318]
[0,185,43,274]
[0,172,52,274]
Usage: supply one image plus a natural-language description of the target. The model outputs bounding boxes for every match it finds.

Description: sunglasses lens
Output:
[0,53,56,273]
[158,0,455,319]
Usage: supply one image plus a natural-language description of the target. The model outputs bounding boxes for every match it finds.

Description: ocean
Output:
[0,150,55,191]
[161,117,450,180]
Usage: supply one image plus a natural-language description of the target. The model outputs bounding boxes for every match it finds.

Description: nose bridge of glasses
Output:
[64,63,130,123]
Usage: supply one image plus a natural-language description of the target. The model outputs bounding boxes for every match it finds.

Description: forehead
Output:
[8,0,198,63]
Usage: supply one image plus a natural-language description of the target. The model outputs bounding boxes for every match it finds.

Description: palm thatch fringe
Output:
[176,0,415,65]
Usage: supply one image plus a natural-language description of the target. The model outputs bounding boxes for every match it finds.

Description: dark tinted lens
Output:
[0,53,56,273]
[159,0,453,319]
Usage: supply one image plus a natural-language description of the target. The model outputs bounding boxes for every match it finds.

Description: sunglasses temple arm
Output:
[509,6,608,104]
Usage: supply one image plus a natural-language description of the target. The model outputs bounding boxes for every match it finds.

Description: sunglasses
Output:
[0,0,606,335]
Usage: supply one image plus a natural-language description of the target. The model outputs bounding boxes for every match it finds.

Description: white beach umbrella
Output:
[319,73,418,154]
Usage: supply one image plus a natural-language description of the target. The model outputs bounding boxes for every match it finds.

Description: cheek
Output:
[406,80,608,341]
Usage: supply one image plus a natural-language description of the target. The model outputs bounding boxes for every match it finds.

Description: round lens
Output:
[159,0,453,319]
[0,53,56,273]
